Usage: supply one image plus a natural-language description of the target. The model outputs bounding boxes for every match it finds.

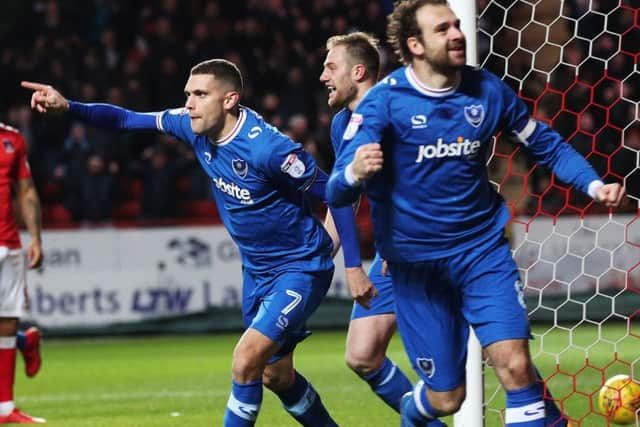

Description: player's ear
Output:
[352,64,367,82]
[223,91,240,110]
[407,36,424,56]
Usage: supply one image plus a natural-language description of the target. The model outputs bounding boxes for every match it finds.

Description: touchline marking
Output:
[18,389,226,402]
[18,384,357,403]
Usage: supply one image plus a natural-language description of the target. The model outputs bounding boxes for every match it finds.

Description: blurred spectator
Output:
[53,122,93,220]
[132,141,192,220]
[78,154,119,222]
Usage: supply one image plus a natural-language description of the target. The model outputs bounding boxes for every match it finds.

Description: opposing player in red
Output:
[0,122,45,424]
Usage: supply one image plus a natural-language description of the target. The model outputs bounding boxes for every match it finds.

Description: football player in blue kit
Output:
[320,32,443,427]
[22,58,373,427]
[326,1,625,426]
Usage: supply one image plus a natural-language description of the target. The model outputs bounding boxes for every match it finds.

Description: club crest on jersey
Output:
[232,158,248,179]
[464,104,485,128]
[2,139,14,153]
[343,113,363,141]
[416,358,435,378]
[280,153,306,178]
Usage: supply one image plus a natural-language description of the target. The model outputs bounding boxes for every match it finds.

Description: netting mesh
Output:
[478,1,639,425]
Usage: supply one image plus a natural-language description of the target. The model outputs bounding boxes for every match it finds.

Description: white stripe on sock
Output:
[283,384,317,416]
[505,400,545,423]
[226,392,260,421]
[378,363,397,387]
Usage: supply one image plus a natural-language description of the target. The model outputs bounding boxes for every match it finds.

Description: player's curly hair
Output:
[191,59,243,93]
[326,32,380,80]
[387,0,448,65]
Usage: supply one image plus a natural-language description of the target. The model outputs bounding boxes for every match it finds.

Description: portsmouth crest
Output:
[416,357,435,378]
[232,158,248,179]
[2,139,14,153]
[464,104,485,128]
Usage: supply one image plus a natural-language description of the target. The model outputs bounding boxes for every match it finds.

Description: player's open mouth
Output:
[327,86,336,95]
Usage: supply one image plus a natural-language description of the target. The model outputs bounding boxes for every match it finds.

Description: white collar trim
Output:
[215,108,246,146]
[405,67,459,97]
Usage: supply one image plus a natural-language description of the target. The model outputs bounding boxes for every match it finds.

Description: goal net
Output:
[465,1,639,425]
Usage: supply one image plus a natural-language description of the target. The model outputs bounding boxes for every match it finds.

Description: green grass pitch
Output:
[14,324,636,426]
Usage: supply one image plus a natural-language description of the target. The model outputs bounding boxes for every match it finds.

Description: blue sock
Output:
[401,381,446,427]
[16,331,26,350]
[533,367,566,426]
[505,382,546,426]
[276,371,338,427]
[223,379,263,427]
[361,357,412,412]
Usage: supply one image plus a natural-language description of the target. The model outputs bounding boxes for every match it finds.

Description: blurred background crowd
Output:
[0,0,637,231]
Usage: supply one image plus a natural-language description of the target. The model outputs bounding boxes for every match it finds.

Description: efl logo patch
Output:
[343,113,363,140]
[232,158,248,179]
[280,153,306,178]
[416,357,435,378]
[2,139,14,153]
[464,104,485,128]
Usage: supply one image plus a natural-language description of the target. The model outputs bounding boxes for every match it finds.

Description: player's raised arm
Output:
[21,81,159,132]
[495,75,626,208]
[326,83,390,207]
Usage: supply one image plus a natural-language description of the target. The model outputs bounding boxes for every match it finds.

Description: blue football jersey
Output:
[330,108,352,156]
[328,65,601,262]
[158,106,333,273]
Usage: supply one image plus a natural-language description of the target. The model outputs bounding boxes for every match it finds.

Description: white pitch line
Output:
[18,389,226,403]
[18,384,361,403]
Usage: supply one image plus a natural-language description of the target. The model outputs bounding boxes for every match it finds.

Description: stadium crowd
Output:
[0,0,637,227]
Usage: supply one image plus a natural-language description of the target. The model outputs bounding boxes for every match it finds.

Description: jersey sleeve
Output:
[327,84,390,207]
[260,135,319,192]
[14,134,32,180]
[329,112,343,155]
[157,108,196,146]
[497,76,601,196]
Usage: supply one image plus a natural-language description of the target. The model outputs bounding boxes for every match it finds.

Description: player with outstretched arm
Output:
[23,58,372,427]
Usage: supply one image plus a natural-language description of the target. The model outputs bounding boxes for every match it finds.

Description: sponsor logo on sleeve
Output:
[248,126,262,139]
[280,153,306,178]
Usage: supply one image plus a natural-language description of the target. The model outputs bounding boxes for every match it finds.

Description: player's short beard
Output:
[333,83,358,110]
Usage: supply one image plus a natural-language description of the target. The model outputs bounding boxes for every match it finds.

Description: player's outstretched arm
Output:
[21,81,69,114]
[22,81,159,132]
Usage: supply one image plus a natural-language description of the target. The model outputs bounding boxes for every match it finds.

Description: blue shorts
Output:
[242,266,334,363]
[388,235,530,391]
[351,253,395,319]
